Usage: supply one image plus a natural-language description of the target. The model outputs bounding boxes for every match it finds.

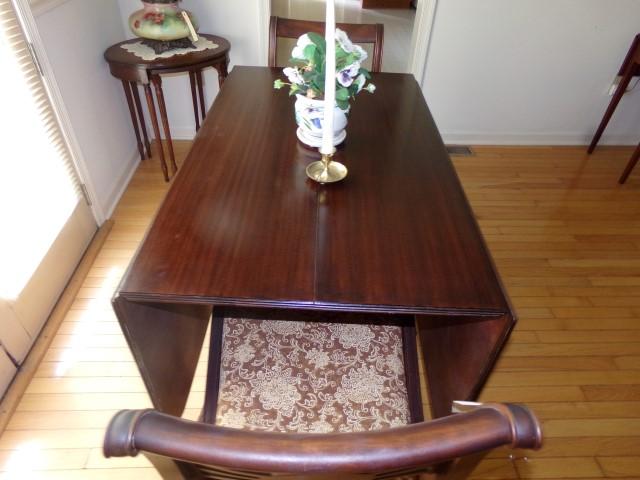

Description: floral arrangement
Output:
[274,29,376,111]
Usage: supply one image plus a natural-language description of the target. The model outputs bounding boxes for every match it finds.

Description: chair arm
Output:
[104,403,541,475]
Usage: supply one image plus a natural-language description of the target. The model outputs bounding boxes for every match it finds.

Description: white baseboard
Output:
[440,132,639,146]
[163,127,196,141]
[102,146,140,222]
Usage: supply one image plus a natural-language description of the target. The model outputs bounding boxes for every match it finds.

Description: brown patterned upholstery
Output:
[213,317,413,433]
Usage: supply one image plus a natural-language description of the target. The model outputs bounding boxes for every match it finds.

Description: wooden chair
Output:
[104,307,542,479]
[268,16,384,73]
[588,34,640,184]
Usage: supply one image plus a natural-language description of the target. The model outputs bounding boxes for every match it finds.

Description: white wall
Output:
[35,0,139,220]
[117,0,265,139]
[423,0,640,145]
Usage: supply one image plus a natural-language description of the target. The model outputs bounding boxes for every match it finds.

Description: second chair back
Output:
[268,16,384,72]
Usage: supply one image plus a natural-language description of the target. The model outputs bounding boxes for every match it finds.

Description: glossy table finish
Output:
[114,66,515,419]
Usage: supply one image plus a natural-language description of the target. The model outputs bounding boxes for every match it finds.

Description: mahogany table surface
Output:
[117,66,512,319]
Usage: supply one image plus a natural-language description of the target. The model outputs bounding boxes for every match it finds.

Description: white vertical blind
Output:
[0,0,84,299]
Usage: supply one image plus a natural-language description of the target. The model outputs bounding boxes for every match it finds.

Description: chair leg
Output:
[619,141,640,184]
[588,69,634,154]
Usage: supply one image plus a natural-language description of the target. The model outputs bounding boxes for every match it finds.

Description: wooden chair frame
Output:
[588,34,640,184]
[104,402,541,479]
[104,307,542,479]
[268,16,384,73]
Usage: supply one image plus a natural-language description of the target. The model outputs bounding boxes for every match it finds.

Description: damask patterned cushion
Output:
[215,318,410,433]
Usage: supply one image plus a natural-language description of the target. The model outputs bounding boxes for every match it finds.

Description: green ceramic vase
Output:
[129,1,198,41]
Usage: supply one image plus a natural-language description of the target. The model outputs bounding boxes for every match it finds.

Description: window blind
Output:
[0,0,86,299]
[0,0,82,194]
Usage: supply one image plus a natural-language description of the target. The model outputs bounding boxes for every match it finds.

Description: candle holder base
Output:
[306,154,348,183]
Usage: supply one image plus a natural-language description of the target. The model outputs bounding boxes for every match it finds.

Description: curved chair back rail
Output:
[268,16,384,72]
[104,404,541,477]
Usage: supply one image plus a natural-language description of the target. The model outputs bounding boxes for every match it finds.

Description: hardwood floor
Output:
[0,142,639,479]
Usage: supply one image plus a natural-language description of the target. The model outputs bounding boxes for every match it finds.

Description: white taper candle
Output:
[320,0,336,155]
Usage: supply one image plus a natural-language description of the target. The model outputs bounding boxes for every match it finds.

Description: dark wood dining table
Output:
[113,66,516,420]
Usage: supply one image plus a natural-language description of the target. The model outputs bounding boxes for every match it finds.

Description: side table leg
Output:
[152,75,178,175]
[619,141,640,184]
[131,82,152,159]
[189,71,200,131]
[122,80,145,161]
[214,56,229,88]
[143,83,169,182]
[588,68,635,154]
[196,69,206,122]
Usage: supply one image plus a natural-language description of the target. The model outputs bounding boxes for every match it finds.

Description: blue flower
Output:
[337,63,360,87]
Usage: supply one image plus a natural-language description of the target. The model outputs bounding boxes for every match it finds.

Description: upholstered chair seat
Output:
[214,318,412,434]
[203,308,424,434]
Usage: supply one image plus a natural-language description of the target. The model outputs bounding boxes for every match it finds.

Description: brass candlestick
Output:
[306,153,348,183]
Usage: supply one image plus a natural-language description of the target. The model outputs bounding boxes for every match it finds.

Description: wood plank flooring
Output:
[0,142,639,479]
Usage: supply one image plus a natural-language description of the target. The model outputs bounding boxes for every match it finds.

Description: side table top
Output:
[104,33,230,71]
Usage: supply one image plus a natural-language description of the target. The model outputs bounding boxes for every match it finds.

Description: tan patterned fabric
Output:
[215,318,410,433]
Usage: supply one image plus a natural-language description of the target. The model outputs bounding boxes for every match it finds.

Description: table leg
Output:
[131,82,152,159]
[152,75,178,175]
[416,314,515,419]
[214,58,229,88]
[122,80,145,161]
[113,296,211,416]
[588,67,635,154]
[189,71,200,131]
[195,69,206,122]
[619,141,640,184]
[143,83,169,182]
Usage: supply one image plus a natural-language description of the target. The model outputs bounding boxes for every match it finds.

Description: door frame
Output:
[12,0,103,223]
[257,0,439,85]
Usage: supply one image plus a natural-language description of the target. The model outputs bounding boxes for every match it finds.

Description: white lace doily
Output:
[121,37,219,61]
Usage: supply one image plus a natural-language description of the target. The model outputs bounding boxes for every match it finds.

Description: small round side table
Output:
[104,34,231,181]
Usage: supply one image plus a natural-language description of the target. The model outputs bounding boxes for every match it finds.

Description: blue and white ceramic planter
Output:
[294,94,349,148]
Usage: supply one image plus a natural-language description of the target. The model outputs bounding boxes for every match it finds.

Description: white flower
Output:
[218,409,247,429]
[386,353,404,375]
[283,67,305,85]
[336,28,355,53]
[306,348,330,369]
[354,73,366,93]
[336,365,385,404]
[263,320,306,336]
[365,83,376,93]
[309,419,334,433]
[250,368,301,417]
[337,63,360,87]
[329,323,375,351]
[292,33,313,59]
[353,44,368,63]
[234,343,255,363]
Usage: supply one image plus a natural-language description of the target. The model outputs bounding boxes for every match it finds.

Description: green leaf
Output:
[303,44,317,61]
[336,99,350,111]
[307,32,326,54]
[336,87,350,101]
